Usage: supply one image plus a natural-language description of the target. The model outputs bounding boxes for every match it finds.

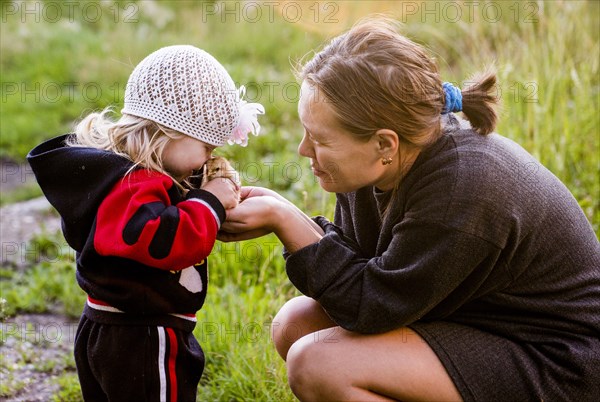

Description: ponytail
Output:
[299,17,501,142]
[460,68,500,135]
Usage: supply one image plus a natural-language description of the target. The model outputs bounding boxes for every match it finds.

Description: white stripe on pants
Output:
[157,326,167,402]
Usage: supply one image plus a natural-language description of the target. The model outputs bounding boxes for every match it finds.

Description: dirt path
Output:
[0,197,62,268]
[1,173,77,401]
[1,314,78,401]
[1,159,63,268]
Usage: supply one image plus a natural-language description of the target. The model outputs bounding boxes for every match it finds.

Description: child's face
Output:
[162,136,215,182]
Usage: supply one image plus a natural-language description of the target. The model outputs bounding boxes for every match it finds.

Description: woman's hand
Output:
[201,177,240,210]
[218,188,281,241]
[219,186,324,252]
[220,196,279,234]
[236,186,291,204]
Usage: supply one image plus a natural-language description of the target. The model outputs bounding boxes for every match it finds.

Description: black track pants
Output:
[74,315,204,402]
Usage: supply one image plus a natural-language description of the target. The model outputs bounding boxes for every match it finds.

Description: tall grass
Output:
[1,0,597,229]
[0,1,598,400]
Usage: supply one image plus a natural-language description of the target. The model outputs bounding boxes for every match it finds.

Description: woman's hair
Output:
[68,108,186,184]
[297,17,500,146]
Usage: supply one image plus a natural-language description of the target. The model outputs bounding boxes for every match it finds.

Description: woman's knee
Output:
[285,327,353,401]
[286,332,329,401]
[271,296,334,360]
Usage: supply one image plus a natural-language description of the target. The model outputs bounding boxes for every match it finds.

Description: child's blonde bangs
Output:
[69,108,186,183]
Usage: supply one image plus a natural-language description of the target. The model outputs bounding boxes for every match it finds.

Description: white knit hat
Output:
[122,45,264,147]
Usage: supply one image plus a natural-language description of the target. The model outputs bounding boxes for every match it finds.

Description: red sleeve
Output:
[94,169,224,270]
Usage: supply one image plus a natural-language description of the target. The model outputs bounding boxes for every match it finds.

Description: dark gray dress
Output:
[285,115,600,401]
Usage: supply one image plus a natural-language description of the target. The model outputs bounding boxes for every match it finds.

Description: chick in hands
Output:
[201,156,241,202]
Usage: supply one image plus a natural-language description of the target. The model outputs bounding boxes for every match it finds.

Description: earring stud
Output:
[382,157,393,166]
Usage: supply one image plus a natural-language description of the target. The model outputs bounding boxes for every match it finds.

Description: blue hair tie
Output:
[442,82,462,114]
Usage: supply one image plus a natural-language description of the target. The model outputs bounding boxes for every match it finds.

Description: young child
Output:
[27,45,264,401]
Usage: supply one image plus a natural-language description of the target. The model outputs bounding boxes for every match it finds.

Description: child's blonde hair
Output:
[68,108,186,185]
[66,45,265,188]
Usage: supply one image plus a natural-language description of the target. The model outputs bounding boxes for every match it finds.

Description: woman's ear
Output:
[374,129,399,156]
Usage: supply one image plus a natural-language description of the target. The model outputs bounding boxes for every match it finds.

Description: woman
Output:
[220,19,600,401]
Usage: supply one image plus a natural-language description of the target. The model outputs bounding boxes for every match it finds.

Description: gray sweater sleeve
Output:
[285,216,502,334]
[286,125,599,337]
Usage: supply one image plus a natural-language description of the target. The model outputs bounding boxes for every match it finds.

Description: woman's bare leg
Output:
[271,296,462,401]
[271,296,336,360]
[286,326,462,402]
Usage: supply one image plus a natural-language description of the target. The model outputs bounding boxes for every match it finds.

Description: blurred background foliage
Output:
[1,0,598,230]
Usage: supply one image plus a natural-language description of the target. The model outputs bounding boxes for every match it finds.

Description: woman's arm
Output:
[219,186,324,252]
[243,186,324,235]
[285,218,504,334]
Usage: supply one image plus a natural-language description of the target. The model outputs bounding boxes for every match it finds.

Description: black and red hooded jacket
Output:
[27,134,225,331]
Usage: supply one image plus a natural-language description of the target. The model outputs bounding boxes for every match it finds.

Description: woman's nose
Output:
[298,134,313,158]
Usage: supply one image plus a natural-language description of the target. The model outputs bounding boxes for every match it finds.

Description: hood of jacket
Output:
[27,134,134,251]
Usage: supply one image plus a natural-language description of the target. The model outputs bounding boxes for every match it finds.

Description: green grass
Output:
[51,373,83,402]
[0,182,43,206]
[195,281,297,401]
[0,1,599,400]
[1,1,597,231]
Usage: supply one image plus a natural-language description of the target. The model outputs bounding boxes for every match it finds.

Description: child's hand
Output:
[201,178,240,209]
[201,156,241,188]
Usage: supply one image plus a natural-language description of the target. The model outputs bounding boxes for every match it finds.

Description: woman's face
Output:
[163,135,215,182]
[297,82,393,193]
